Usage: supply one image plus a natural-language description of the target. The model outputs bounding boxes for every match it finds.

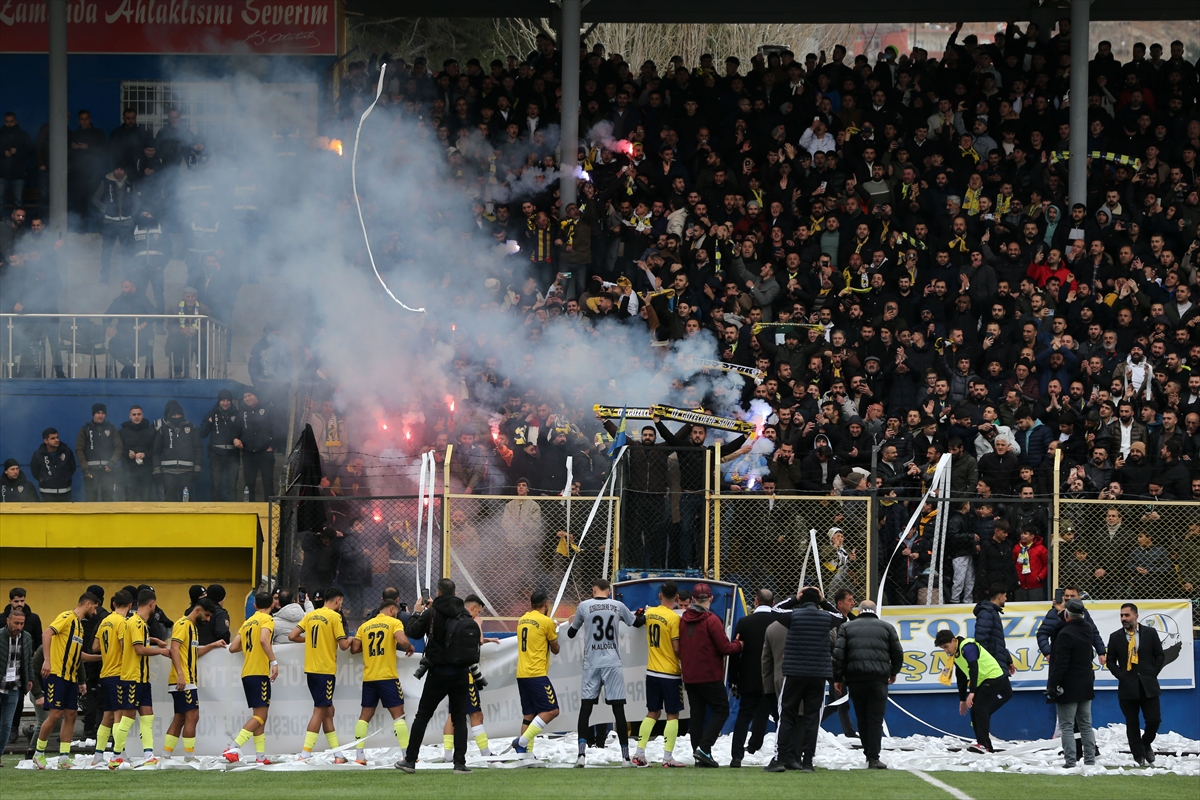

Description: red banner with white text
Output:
[0,0,338,55]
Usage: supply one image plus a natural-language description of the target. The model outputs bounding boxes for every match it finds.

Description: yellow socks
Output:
[96,724,112,754]
[36,737,48,755]
[163,734,178,754]
[59,740,71,755]
[254,734,265,755]
[183,737,195,756]
[664,719,679,754]
[355,720,369,740]
[302,730,318,753]
[234,728,254,747]
[519,716,547,749]
[113,717,134,754]
[443,733,454,751]
[470,724,488,754]
[637,718,654,750]
[325,731,339,749]
[394,718,409,749]
[139,714,154,754]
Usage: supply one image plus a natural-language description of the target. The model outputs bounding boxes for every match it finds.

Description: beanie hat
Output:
[92,403,107,414]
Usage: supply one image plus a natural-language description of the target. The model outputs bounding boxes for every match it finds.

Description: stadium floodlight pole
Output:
[558,0,582,208]
[352,64,426,314]
[48,0,68,235]
[1067,0,1092,207]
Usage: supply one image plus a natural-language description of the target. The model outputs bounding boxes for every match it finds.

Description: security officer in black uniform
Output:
[130,207,171,312]
[240,389,275,501]
[199,389,243,501]
[75,403,122,501]
[154,400,203,500]
[29,427,77,501]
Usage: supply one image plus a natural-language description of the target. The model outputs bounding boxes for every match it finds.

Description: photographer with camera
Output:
[395,578,478,774]
[1046,600,1097,767]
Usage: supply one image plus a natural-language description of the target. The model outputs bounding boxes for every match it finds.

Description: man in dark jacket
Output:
[678,582,742,768]
[973,585,1015,673]
[1105,603,1165,766]
[602,420,670,568]
[29,427,76,501]
[118,405,156,500]
[76,403,121,502]
[0,606,35,765]
[2,458,39,502]
[727,588,775,766]
[1036,587,1106,663]
[977,437,1019,495]
[195,583,231,646]
[975,520,1018,600]
[1047,600,1097,767]
[240,390,275,501]
[767,587,842,773]
[199,389,243,501]
[946,500,977,603]
[154,400,202,500]
[396,578,473,773]
[832,600,903,769]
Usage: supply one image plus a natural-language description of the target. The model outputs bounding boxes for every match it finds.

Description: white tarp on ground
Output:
[878,600,1194,692]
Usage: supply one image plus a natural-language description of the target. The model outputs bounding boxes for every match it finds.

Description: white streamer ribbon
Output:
[414,451,428,600]
[549,447,626,617]
[877,453,952,613]
[424,451,435,594]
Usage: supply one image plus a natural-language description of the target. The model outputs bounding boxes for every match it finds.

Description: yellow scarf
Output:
[996,194,1013,215]
[750,187,764,207]
[960,146,980,165]
[949,234,969,252]
[1128,631,1138,668]
[810,214,825,234]
[560,218,578,246]
[964,186,982,216]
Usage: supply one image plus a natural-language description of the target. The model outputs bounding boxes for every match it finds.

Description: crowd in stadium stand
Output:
[2,22,1200,602]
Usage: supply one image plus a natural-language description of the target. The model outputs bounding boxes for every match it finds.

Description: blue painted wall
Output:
[0,54,332,133]
[1,378,244,500]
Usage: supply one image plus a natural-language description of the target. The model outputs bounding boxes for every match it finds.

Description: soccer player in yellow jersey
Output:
[110,589,172,768]
[288,587,352,762]
[163,598,224,761]
[90,590,133,765]
[225,591,278,764]
[512,590,560,758]
[632,581,684,767]
[349,599,415,764]
[33,591,100,769]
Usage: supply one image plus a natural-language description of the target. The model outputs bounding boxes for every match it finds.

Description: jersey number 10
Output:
[648,623,662,648]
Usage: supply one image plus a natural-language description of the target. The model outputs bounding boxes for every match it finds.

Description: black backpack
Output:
[439,609,481,667]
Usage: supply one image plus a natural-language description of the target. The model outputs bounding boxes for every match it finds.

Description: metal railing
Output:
[1,313,228,379]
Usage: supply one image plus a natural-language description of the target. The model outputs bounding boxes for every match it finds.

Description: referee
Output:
[395,579,473,774]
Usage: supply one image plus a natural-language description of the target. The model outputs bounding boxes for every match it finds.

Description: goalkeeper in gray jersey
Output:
[567,578,642,767]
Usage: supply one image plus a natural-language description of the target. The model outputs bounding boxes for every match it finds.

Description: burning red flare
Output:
[328,139,344,156]
[372,509,382,522]
[405,429,411,440]
[613,139,635,156]
[381,423,388,430]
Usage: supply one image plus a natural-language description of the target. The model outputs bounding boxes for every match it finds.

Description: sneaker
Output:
[621,759,637,768]
[394,759,416,773]
[511,737,527,755]
[355,757,368,766]
[575,754,587,768]
[631,754,648,767]
[763,760,787,773]
[184,756,196,763]
[453,765,472,774]
[222,748,241,763]
[255,757,272,765]
[140,756,159,767]
[106,757,124,770]
[801,761,815,773]
[57,758,74,769]
[967,742,991,754]
[694,749,719,769]
[1144,751,1156,765]
[298,751,313,761]
[91,753,105,766]
[867,758,888,770]
[662,756,686,768]
[729,758,742,768]
[332,756,348,765]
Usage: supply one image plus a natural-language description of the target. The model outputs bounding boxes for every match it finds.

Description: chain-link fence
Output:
[1057,499,1200,624]
[714,495,873,604]
[617,444,710,573]
[445,493,620,628]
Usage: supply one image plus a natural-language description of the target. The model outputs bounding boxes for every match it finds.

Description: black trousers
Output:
[971,675,1013,750]
[123,468,155,501]
[406,669,469,766]
[776,676,826,765]
[83,468,117,501]
[821,681,857,735]
[1119,692,1161,760]
[847,681,889,760]
[162,471,194,501]
[243,451,275,501]
[684,681,729,754]
[730,690,772,759]
[209,452,240,501]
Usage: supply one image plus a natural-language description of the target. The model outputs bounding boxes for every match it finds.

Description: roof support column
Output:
[1068,0,1091,209]
[48,0,68,234]
[558,0,582,209]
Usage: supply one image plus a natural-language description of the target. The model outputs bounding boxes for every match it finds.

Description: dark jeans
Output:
[242,451,275,500]
[625,493,668,569]
[684,681,729,754]
[83,468,117,501]
[100,222,135,279]
[677,492,702,569]
[776,676,825,765]
[971,675,1013,750]
[847,681,889,760]
[123,468,155,501]
[209,451,239,501]
[405,668,469,766]
[0,689,19,748]
[162,471,195,501]
[730,690,771,759]
[1014,587,1046,602]
[821,681,857,735]
[1119,693,1161,761]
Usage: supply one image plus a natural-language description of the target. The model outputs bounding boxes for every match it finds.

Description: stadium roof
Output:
[345,0,1197,24]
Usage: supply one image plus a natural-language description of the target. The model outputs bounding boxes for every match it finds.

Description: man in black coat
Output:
[1105,603,1165,766]
[975,519,1018,600]
[727,588,775,766]
[1046,600,1097,767]
[832,600,903,770]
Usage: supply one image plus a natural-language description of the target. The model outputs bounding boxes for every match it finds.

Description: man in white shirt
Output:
[799,118,836,155]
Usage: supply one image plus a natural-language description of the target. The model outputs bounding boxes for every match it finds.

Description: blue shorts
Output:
[119,681,153,710]
[242,676,271,708]
[100,676,123,712]
[516,676,559,717]
[307,673,335,707]
[44,675,79,711]
[171,689,199,714]
[361,679,403,710]
[645,675,685,714]
[466,674,482,715]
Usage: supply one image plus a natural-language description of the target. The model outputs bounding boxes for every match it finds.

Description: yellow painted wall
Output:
[0,503,268,630]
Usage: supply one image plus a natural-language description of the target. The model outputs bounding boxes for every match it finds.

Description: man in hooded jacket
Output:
[199,389,243,501]
[154,400,202,500]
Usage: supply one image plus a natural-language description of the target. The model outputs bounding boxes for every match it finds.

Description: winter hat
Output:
[3,458,18,470]
[92,403,107,414]
[217,389,234,401]
[206,584,227,603]
[188,585,207,605]
[86,585,105,603]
